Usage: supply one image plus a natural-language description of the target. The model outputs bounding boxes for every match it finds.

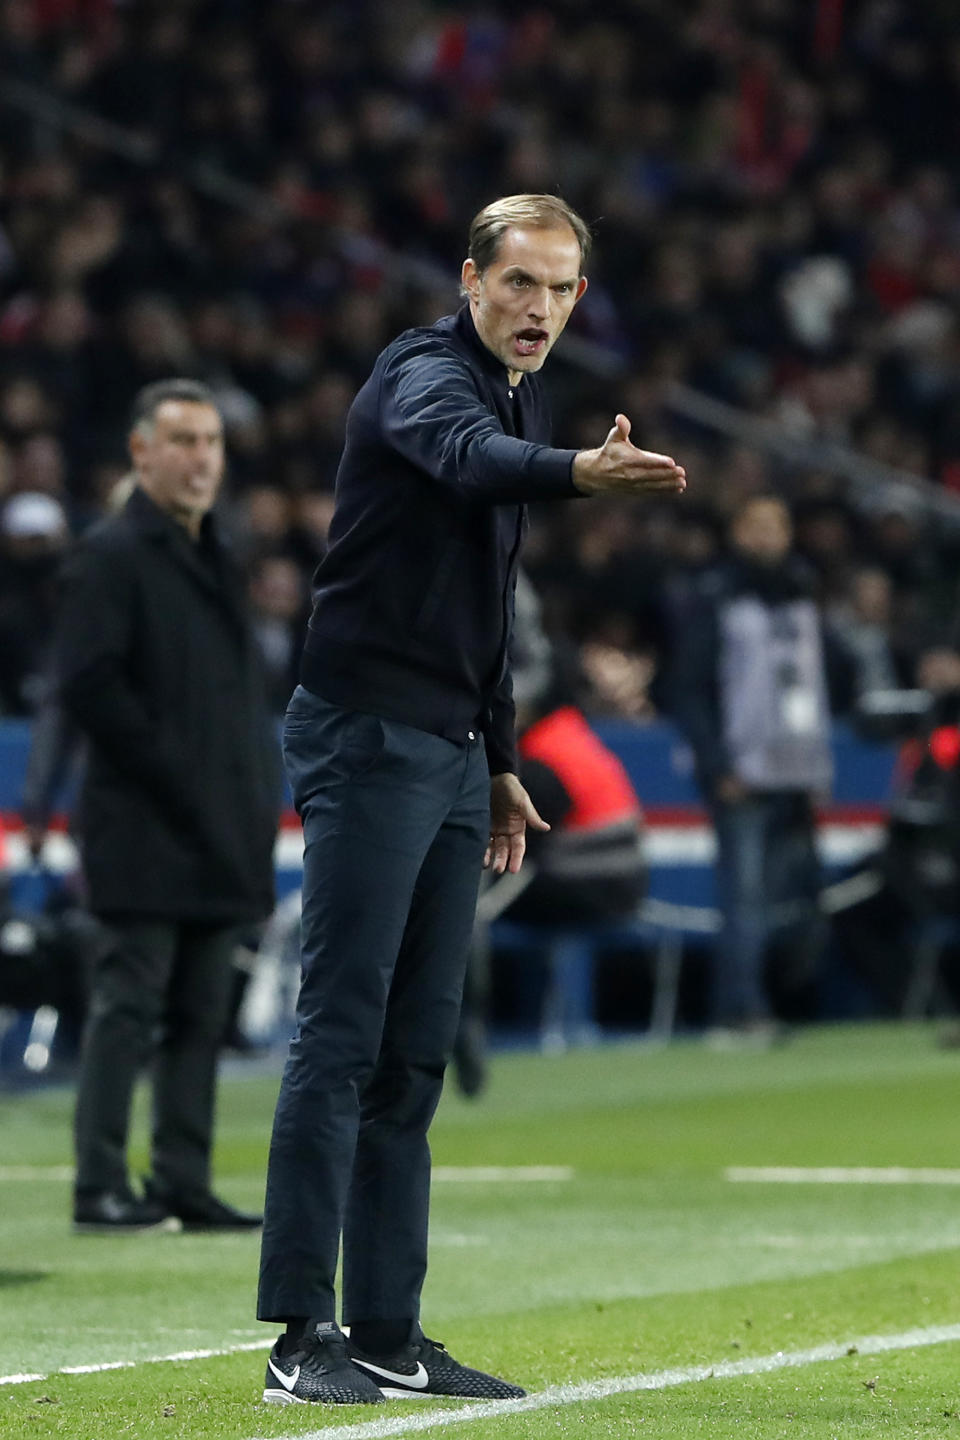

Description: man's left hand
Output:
[485,773,550,875]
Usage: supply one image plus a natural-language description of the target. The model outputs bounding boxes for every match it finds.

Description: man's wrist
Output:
[571,450,599,494]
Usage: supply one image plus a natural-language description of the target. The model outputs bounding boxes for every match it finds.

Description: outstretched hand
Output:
[485,772,550,876]
[572,413,686,496]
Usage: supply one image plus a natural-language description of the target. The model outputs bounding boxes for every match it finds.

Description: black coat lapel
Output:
[124,486,249,635]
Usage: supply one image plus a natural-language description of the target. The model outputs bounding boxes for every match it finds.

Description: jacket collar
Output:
[726,553,812,604]
[122,484,246,619]
[453,304,516,384]
[123,482,217,543]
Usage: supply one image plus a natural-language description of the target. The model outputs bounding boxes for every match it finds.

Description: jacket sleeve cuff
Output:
[524,446,582,496]
[482,703,518,776]
[484,735,518,778]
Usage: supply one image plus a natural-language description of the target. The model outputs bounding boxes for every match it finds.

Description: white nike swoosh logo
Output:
[353,1358,430,1389]
[267,1356,300,1392]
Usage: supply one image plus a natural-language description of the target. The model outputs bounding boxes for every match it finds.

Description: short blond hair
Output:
[467,194,592,275]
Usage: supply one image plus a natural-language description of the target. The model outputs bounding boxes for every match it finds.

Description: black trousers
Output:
[73,918,237,1196]
[257,689,489,1324]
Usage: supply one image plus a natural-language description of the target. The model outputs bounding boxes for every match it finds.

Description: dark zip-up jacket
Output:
[300,305,581,774]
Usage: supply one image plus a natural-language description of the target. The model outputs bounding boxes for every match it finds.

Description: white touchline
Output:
[0,1338,271,1387]
[726,1166,960,1184]
[0,1165,573,1184]
[248,1322,960,1440]
[0,1166,75,1181]
[5,1318,960,1424]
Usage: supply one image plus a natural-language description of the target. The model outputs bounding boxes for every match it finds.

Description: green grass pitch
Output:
[3,1021,960,1438]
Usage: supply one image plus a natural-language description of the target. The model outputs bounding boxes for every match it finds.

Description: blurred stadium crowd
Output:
[2,0,960,723]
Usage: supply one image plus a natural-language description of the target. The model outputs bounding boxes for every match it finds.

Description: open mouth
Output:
[513,329,549,357]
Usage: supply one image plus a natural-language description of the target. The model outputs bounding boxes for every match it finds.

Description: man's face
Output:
[130,400,225,528]
[731,498,793,565]
[462,225,588,381]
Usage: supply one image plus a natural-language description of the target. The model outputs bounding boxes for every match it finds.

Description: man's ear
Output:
[574,275,588,303]
[461,258,481,303]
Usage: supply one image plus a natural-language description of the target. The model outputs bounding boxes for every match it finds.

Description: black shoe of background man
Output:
[347,1321,526,1399]
[73,1186,182,1235]
[143,1178,262,1231]
[262,1321,384,1405]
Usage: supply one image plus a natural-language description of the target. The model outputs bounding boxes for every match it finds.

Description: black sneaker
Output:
[73,1187,182,1235]
[262,1321,384,1405]
[347,1322,526,1399]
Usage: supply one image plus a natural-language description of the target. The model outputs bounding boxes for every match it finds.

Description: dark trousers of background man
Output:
[710,791,824,1026]
[74,920,237,1196]
[258,686,489,1325]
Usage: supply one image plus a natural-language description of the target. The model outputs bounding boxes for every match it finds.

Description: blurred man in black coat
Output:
[55,378,279,1232]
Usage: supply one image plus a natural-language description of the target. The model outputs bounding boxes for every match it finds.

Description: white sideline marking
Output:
[0,1165,571,1184]
[251,1322,960,1440]
[5,1316,960,1423]
[0,1166,74,1181]
[432,1235,489,1248]
[727,1166,960,1185]
[0,1338,271,1387]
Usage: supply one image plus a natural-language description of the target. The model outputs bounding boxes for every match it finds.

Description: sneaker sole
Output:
[262,1388,305,1405]
[261,1386,383,1406]
[72,1216,183,1235]
[377,1386,447,1400]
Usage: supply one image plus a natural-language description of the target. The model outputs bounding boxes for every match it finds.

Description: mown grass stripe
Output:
[254,1322,960,1440]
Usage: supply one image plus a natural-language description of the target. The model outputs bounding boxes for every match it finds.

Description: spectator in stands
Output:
[667,494,833,1042]
[0,490,70,715]
[2,0,960,688]
[838,641,960,1018]
[826,564,903,708]
[883,644,960,924]
[54,378,280,1233]
[18,472,137,863]
[508,687,646,927]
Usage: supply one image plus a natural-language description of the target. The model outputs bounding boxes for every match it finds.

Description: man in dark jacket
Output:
[257,194,686,1406]
[667,494,833,1040]
[55,378,279,1233]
